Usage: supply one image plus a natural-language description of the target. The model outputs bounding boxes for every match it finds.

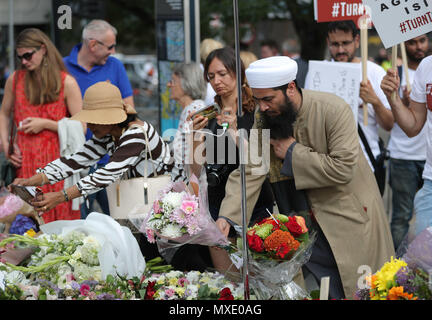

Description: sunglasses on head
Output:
[16,48,40,61]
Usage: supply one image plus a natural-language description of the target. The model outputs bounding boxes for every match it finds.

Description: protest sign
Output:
[363,0,432,48]
[305,60,361,124]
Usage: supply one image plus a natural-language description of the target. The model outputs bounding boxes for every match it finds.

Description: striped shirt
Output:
[37,122,185,197]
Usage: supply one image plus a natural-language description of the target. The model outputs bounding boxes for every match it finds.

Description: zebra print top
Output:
[37,121,185,197]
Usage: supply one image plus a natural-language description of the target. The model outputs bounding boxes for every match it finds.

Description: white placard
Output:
[305,61,361,123]
[363,0,432,48]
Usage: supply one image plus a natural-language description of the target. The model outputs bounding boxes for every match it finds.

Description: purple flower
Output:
[9,214,37,235]
[97,293,116,300]
[70,281,80,290]
[354,288,370,300]
[395,266,416,294]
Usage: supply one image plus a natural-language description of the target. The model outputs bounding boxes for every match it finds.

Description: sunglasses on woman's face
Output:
[16,48,39,62]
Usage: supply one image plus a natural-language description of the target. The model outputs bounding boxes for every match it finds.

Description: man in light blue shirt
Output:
[64,19,134,218]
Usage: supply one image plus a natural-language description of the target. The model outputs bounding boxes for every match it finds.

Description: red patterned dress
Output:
[13,70,80,222]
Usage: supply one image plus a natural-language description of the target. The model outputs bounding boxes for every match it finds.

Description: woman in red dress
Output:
[0,28,83,222]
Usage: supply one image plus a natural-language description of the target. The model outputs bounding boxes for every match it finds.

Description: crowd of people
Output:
[0,18,431,300]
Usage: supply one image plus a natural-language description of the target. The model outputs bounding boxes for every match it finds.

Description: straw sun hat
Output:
[71,81,137,125]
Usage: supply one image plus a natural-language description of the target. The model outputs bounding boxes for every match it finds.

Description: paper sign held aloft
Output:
[314,0,372,28]
[363,0,432,48]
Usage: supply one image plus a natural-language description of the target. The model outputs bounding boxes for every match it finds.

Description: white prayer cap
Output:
[246,56,298,88]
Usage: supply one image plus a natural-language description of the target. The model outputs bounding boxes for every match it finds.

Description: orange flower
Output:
[263,229,300,252]
[367,274,377,289]
[387,286,417,300]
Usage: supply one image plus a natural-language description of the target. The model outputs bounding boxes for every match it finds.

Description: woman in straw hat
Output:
[0,28,83,222]
[11,81,183,214]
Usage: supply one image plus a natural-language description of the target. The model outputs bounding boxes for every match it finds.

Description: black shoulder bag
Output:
[358,124,389,196]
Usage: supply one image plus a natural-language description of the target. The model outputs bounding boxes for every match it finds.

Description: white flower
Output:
[71,246,82,260]
[185,271,201,283]
[160,224,182,238]
[5,270,28,286]
[165,270,183,278]
[0,270,5,291]
[80,238,101,266]
[163,191,184,208]
[185,284,199,299]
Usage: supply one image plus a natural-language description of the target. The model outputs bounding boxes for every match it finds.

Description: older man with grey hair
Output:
[64,19,134,218]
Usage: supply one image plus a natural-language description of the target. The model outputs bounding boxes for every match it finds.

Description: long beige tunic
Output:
[219,89,395,299]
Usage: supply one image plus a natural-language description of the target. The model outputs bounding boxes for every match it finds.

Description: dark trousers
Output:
[80,164,110,219]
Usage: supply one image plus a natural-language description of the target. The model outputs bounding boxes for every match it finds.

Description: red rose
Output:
[219,287,234,300]
[247,234,264,252]
[285,217,303,237]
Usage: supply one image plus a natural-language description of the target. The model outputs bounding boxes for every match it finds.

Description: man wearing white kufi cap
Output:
[216,56,394,299]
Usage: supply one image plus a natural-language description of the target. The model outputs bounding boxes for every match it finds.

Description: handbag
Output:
[0,74,17,187]
[106,124,171,220]
[358,124,389,196]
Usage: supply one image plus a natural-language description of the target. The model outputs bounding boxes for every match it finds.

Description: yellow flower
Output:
[25,229,36,237]
[169,277,178,286]
[175,287,185,297]
[374,257,407,294]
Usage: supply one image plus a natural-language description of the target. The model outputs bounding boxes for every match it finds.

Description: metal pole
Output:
[8,0,14,72]
[233,0,250,300]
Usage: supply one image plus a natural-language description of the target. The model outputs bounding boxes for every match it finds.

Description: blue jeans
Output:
[389,159,425,250]
[413,178,432,238]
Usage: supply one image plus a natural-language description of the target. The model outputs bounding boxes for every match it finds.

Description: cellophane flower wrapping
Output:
[129,174,229,263]
[229,211,316,300]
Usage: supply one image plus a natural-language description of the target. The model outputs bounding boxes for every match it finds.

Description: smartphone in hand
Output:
[191,104,221,121]
[10,185,43,205]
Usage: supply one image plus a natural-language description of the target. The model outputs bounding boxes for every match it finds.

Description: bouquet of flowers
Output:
[0,257,172,300]
[0,213,147,287]
[355,227,432,300]
[140,270,244,300]
[0,187,42,235]
[135,175,230,262]
[229,211,316,300]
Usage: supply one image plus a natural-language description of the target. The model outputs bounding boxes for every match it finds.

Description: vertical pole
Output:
[400,42,410,92]
[183,0,191,63]
[194,0,200,63]
[391,45,398,102]
[233,0,250,300]
[8,0,14,73]
[360,22,368,126]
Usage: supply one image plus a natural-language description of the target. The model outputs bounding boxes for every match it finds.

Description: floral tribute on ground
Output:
[355,226,432,300]
[229,212,316,300]
[0,212,243,300]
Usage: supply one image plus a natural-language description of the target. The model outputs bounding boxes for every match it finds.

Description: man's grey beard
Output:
[260,95,297,140]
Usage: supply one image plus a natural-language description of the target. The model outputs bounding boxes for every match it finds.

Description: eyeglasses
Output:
[88,38,116,50]
[16,48,40,62]
[167,79,177,86]
[329,40,354,49]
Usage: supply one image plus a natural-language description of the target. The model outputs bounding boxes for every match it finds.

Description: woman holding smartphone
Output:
[190,47,274,224]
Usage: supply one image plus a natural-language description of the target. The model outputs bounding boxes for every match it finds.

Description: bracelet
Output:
[62,189,69,202]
